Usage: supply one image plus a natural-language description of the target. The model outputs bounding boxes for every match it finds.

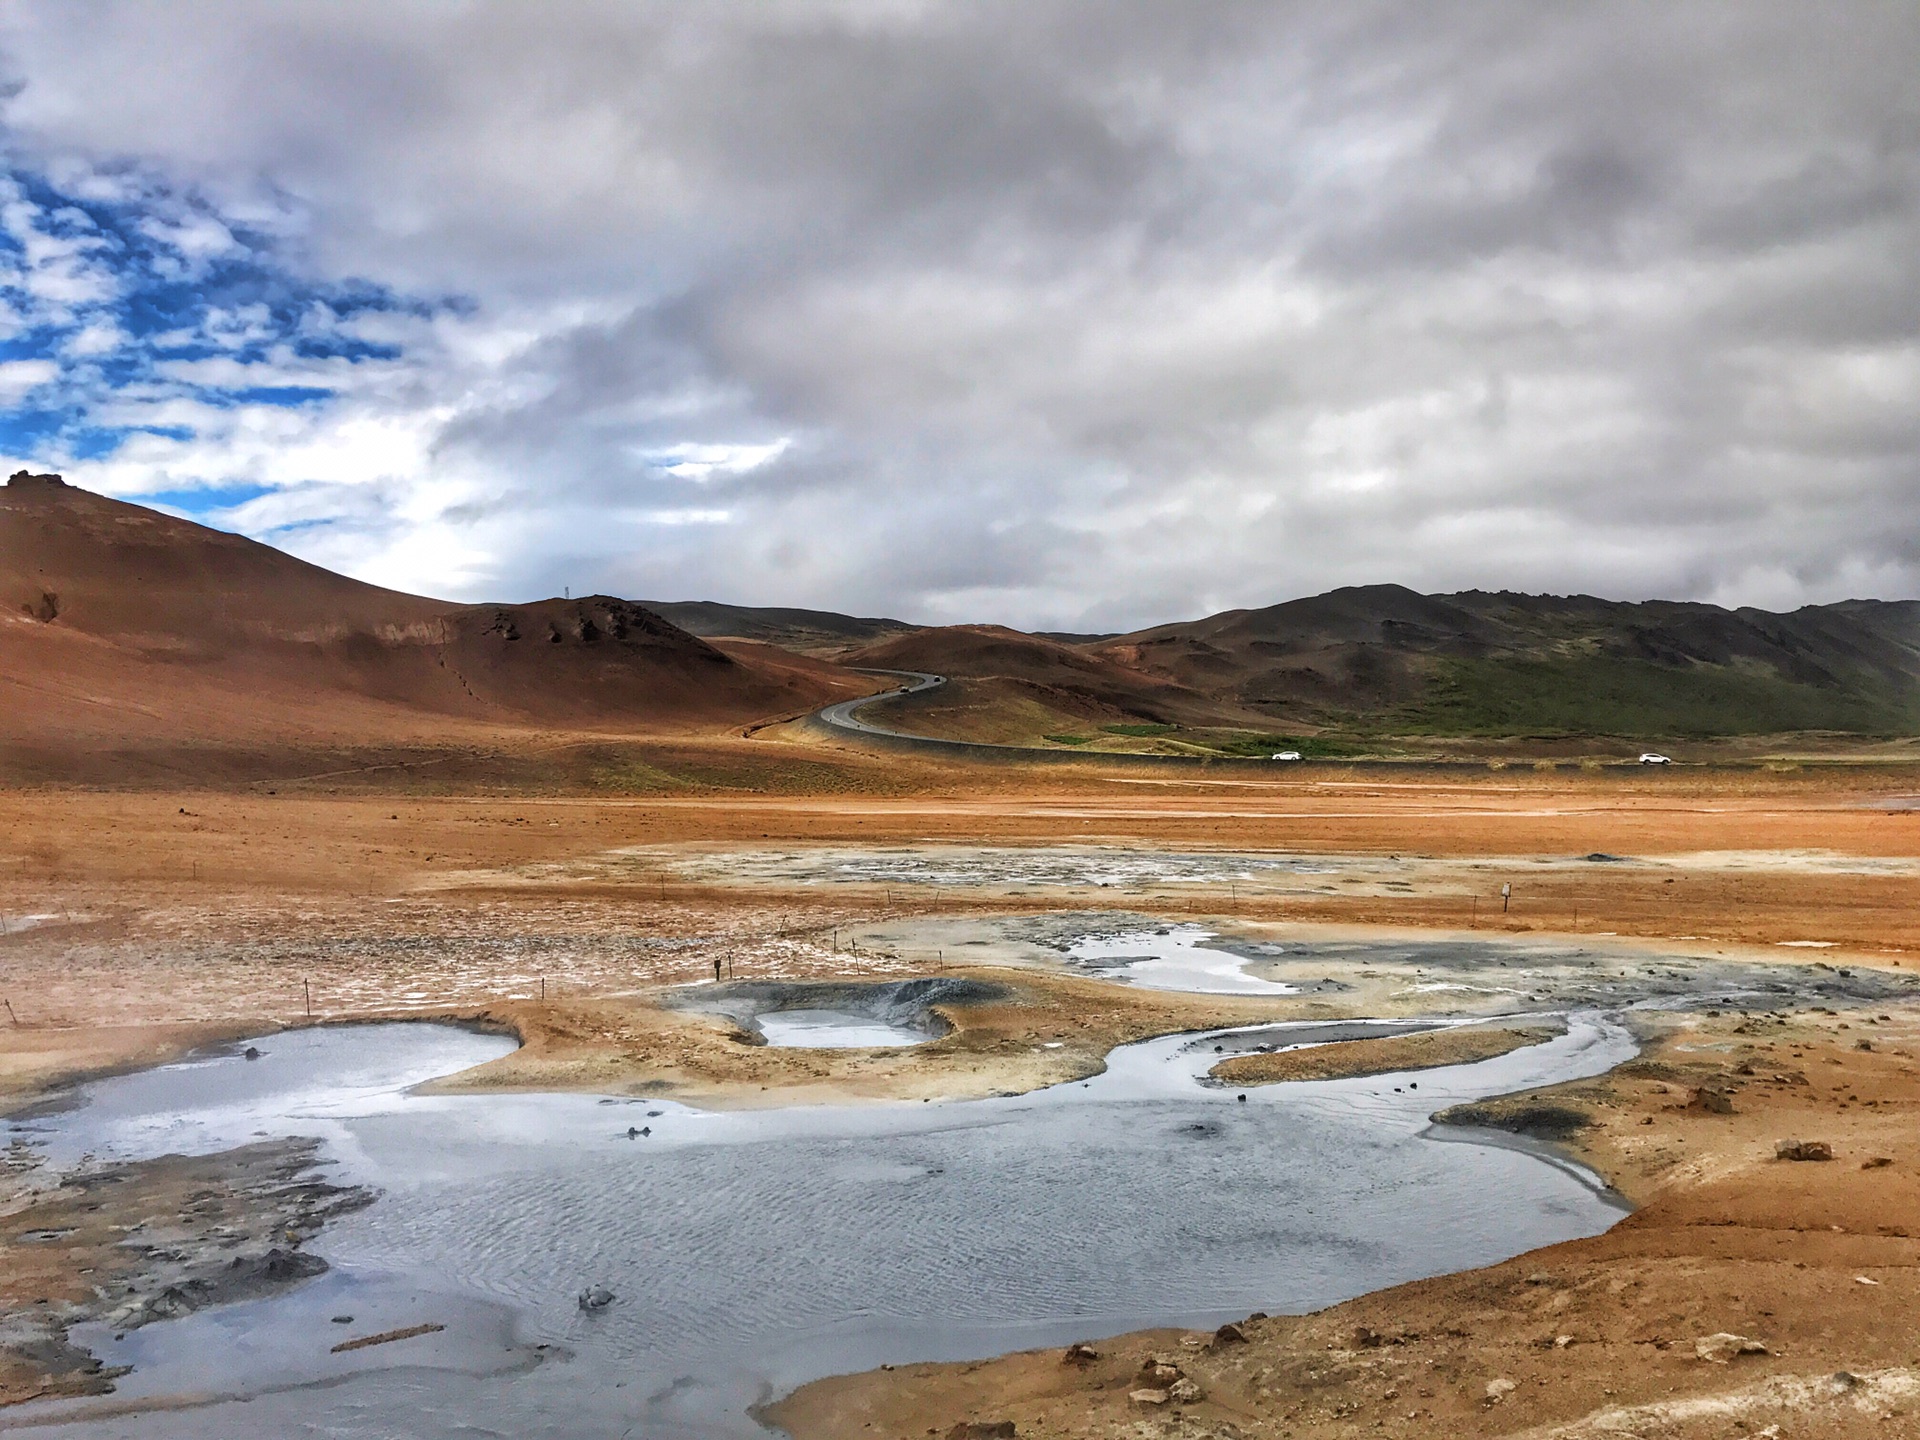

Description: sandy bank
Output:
[428,966,1321,1107]
[1211,1021,1560,1085]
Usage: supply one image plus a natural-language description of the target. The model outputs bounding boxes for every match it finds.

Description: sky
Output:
[0,2,1916,631]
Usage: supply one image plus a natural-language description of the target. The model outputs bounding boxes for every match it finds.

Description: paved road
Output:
[814,669,948,738]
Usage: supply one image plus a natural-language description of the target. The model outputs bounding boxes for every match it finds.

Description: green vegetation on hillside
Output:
[1390,657,1920,738]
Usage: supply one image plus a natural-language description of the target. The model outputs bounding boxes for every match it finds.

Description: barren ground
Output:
[4,757,1920,1428]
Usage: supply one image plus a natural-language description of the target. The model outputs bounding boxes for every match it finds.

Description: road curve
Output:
[815,669,949,738]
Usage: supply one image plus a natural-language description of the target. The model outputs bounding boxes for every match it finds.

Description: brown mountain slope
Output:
[0,476,870,752]
[841,625,1252,743]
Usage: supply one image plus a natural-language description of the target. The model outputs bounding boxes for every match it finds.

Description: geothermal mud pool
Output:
[3,1009,1636,1440]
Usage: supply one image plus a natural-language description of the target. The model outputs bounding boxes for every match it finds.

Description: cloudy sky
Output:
[1,2,1916,630]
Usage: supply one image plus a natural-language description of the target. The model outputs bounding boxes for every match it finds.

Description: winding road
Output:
[814,668,947,739]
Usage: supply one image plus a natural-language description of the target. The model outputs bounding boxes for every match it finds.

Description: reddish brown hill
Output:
[0,478,870,751]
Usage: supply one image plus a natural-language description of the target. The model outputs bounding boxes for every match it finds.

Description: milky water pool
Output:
[4,1015,1635,1439]
[754,1009,932,1048]
[1062,924,1298,994]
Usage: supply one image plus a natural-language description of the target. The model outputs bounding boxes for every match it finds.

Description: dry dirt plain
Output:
[4,751,1920,1428]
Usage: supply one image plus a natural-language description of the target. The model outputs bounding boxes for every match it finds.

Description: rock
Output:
[1128,1389,1170,1407]
[1212,1321,1248,1346]
[1137,1360,1183,1388]
[1553,1334,1575,1349]
[1694,1333,1770,1363]
[1694,1087,1736,1114]
[1863,1156,1894,1169]
[1775,1139,1833,1162]
[1168,1377,1203,1402]
[331,1315,353,1324]
[1485,1377,1516,1403]
[7,470,65,487]
[945,1424,1015,1439]
[577,1285,615,1311]
[244,1047,261,1060]
[1061,1342,1099,1366]
[256,1247,327,1282]
[1856,1039,1873,1051]
[1351,1325,1384,1348]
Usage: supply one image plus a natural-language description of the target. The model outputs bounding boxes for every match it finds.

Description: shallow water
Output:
[1063,923,1298,994]
[6,1015,1634,1440]
[754,1009,931,1048]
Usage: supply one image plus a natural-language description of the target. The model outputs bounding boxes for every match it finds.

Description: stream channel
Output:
[5,1012,1635,1439]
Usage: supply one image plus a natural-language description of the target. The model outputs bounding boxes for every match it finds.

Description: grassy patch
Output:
[1203,733,1368,759]
[1042,734,1093,746]
[1101,722,1177,737]
[1391,657,1920,738]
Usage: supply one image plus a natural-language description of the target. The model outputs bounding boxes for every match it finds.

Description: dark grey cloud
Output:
[2,0,1917,627]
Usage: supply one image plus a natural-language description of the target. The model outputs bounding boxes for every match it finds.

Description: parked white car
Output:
[1270,750,1304,761]
[1637,752,1673,765]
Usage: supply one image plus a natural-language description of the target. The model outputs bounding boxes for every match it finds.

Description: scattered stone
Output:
[1485,1377,1516,1403]
[1061,1342,1099,1366]
[1694,1333,1770,1363]
[577,1285,615,1311]
[1775,1139,1833,1162]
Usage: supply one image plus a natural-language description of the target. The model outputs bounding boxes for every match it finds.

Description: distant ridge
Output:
[1095,584,1920,737]
[640,600,918,654]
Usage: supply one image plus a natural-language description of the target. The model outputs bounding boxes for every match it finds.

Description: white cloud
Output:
[0,2,1916,624]
[0,357,57,402]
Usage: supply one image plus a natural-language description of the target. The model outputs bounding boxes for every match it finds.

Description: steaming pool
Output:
[4,1015,1635,1439]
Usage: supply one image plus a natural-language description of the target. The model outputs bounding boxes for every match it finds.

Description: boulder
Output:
[1128,1389,1170,1407]
[1694,1333,1770,1363]
[1776,1139,1833,1162]
[577,1285,615,1311]
[1061,1342,1099,1366]
[1212,1321,1248,1346]
[1136,1360,1183,1388]
[1168,1377,1203,1402]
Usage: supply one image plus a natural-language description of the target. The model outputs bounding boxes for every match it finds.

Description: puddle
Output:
[6,1015,1634,1439]
[1063,924,1299,994]
[755,1009,932,1048]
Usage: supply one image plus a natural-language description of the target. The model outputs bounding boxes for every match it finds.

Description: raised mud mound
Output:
[665,976,1012,1039]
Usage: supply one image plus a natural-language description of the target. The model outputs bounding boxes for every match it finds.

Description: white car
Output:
[1270,750,1304,762]
[1637,752,1673,765]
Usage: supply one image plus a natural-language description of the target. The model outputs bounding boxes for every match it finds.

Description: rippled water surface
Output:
[6,1016,1634,1439]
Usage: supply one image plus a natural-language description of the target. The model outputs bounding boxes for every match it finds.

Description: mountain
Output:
[1095,584,1920,737]
[0,475,871,754]
[639,600,919,654]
